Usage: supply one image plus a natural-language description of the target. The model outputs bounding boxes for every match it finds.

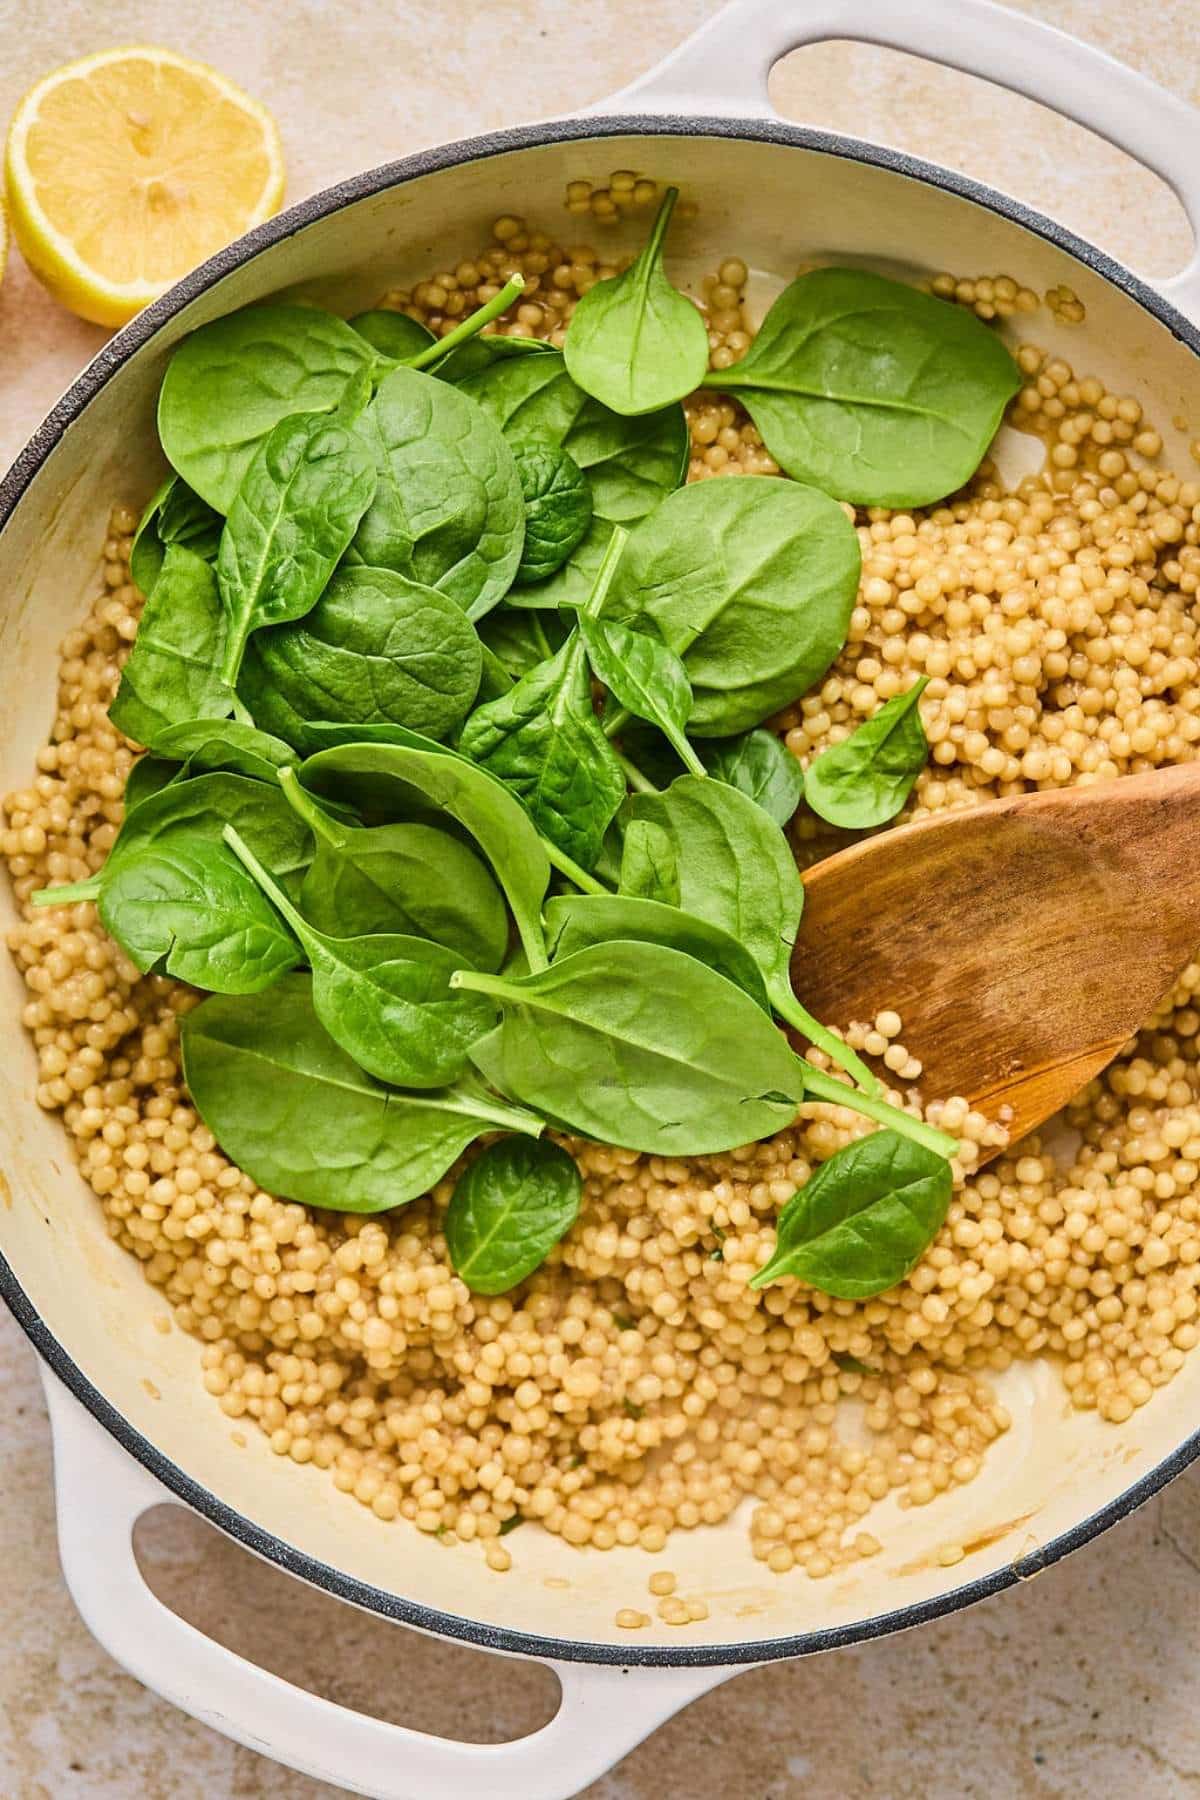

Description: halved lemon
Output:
[5,46,284,328]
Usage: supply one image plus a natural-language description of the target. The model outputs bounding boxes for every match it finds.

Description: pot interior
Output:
[2,125,1199,1660]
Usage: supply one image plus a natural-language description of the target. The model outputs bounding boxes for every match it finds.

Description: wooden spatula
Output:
[793,762,1200,1147]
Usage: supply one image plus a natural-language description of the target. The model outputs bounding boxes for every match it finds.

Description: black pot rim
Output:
[3,109,1200,1673]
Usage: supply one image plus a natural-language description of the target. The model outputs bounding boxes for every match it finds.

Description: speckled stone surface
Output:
[3,3,1200,1795]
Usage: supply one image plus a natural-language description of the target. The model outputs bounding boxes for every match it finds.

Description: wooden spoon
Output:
[793,762,1200,1149]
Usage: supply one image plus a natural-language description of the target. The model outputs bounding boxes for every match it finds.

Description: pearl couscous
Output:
[5,213,1200,1592]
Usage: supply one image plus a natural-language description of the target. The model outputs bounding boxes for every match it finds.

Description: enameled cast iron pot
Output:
[3,2,1200,1793]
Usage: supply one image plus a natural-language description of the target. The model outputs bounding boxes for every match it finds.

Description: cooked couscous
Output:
[5,210,1200,1599]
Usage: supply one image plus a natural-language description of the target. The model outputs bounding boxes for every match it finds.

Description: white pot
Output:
[3,2,1200,1795]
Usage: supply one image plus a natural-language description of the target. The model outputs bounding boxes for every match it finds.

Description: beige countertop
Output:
[3,2,1200,1795]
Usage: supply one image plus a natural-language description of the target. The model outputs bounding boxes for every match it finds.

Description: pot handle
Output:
[603,0,1200,319]
[41,1373,734,1800]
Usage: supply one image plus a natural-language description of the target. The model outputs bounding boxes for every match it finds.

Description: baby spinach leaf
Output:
[299,740,552,970]
[434,333,555,385]
[148,719,295,783]
[621,776,803,996]
[477,643,516,702]
[279,767,509,971]
[458,940,805,1155]
[748,1129,952,1298]
[579,611,704,779]
[236,565,482,749]
[458,535,628,870]
[215,408,378,684]
[180,974,543,1214]
[621,776,880,1095]
[446,1137,582,1294]
[158,305,378,512]
[87,772,310,991]
[702,730,805,826]
[477,607,569,681]
[458,627,626,873]
[564,186,709,416]
[226,827,495,1088]
[348,309,437,361]
[617,816,679,905]
[804,679,930,829]
[295,719,455,756]
[457,350,688,606]
[610,476,860,734]
[611,724,689,791]
[544,892,769,1010]
[109,545,234,745]
[130,475,223,596]
[351,365,525,619]
[706,268,1021,506]
[123,755,180,813]
[512,441,593,583]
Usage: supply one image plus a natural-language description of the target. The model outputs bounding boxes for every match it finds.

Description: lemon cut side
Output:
[5,45,285,327]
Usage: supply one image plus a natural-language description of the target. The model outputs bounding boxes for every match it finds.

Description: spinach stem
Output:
[404,274,526,371]
[30,876,101,907]
[644,186,680,269]
[540,838,611,897]
[277,766,349,850]
[601,704,631,739]
[219,634,247,690]
[772,988,883,1097]
[615,749,658,796]
[799,1063,959,1159]
[457,1092,545,1137]
[513,911,550,973]
[582,526,629,620]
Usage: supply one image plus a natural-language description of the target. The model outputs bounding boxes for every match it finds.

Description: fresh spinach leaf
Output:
[180,974,543,1214]
[67,772,311,991]
[702,730,805,826]
[564,186,709,416]
[215,408,378,684]
[621,776,881,1094]
[434,333,555,385]
[457,350,688,606]
[123,755,181,813]
[348,309,437,361]
[148,718,295,783]
[544,892,770,1010]
[457,624,626,873]
[109,544,234,745]
[610,475,860,734]
[617,816,679,905]
[610,724,688,792]
[579,611,704,779]
[457,535,628,871]
[158,305,378,512]
[236,564,482,749]
[299,740,552,970]
[512,441,593,583]
[748,1129,952,1298]
[445,1137,582,1294]
[279,766,509,970]
[477,607,569,681]
[705,268,1021,506]
[804,679,930,829]
[351,365,525,619]
[226,826,496,1088]
[458,940,805,1155]
[130,475,223,596]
